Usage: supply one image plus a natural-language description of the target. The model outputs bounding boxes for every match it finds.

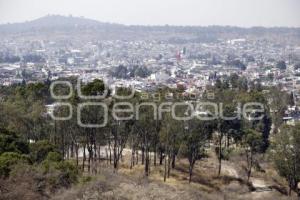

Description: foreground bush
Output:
[29,140,59,163]
[42,154,79,190]
[0,152,29,177]
[0,128,29,155]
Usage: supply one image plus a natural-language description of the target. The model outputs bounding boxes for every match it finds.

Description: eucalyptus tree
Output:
[134,102,157,176]
[79,79,107,173]
[241,129,264,181]
[180,119,213,183]
[159,112,184,181]
[271,124,300,196]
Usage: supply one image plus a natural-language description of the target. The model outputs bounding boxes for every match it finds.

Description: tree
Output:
[160,112,183,181]
[268,87,291,133]
[276,60,287,70]
[134,66,151,78]
[80,79,107,173]
[294,63,300,70]
[211,89,241,176]
[271,124,300,196]
[216,114,239,176]
[227,59,246,70]
[110,119,130,172]
[229,73,239,88]
[0,128,29,155]
[238,90,271,153]
[0,152,29,177]
[29,140,59,163]
[135,102,157,176]
[111,65,129,79]
[237,76,248,91]
[180,119,212,183]
[242,129,263,181]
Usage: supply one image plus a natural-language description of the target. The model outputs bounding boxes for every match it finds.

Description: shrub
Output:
[0,128,29,155]
[80,175,93,184]
[29,140,59,163]
[276,60,287,70]
[0,152,29,177]
[1,163,47,200]
[46,151,63,162]
[222,148,234,160]
[42,158,79,190]
[7,158,79,195]
[215,147,234,160]
[56,161,79,185]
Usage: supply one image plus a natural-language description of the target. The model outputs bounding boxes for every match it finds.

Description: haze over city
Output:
[1,1,300,200]
[0,0,300,27]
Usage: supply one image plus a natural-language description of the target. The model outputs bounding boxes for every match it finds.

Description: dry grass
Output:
[44,148,298,199]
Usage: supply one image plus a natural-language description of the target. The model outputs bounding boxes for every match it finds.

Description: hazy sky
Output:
[0,0,299,27]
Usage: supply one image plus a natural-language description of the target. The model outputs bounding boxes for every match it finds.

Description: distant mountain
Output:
[0,15,123,33]
[1,15,300,32]
[0,15,299,43]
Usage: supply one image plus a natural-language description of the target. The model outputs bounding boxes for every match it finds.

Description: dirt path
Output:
[248,178,276,199]
[63,148,287,200]
[251,178,269,188]
[221,161,239,178]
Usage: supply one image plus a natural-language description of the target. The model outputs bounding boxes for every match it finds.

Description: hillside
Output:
[0,15,299,43]
[0,15,123,33]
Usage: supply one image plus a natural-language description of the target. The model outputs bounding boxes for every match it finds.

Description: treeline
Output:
[111,64,151,79]
[0,53,45,64]
[0,128,78,199]
[0,75,299,196]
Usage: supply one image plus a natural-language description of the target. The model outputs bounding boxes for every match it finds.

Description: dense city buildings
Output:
[1,16,300,115]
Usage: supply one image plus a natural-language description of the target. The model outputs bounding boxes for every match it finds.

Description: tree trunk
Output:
[164,153,167,182]
[159,150,163,165]
[218,138,222,176]
[70,141,74,158]
[154,146,157,166]
[88,148,92,173]
[105,148,109,165]
[227,134,230,148]
[66,143,70,159]
[93,141,97,174]
[172,153,176,169]
[145,149,149,176]
[167,152,171,178]
[75,145,79,167]
[189,165,193,183]
[247,151,253,181]
[61,129,65,160]
[108,137,112,164]
[130,148,135,169]
[142,147,145,165]
[217,123,222,176]
[82,144,86,172]
[98,145,101,162]
[113,147,118,172]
